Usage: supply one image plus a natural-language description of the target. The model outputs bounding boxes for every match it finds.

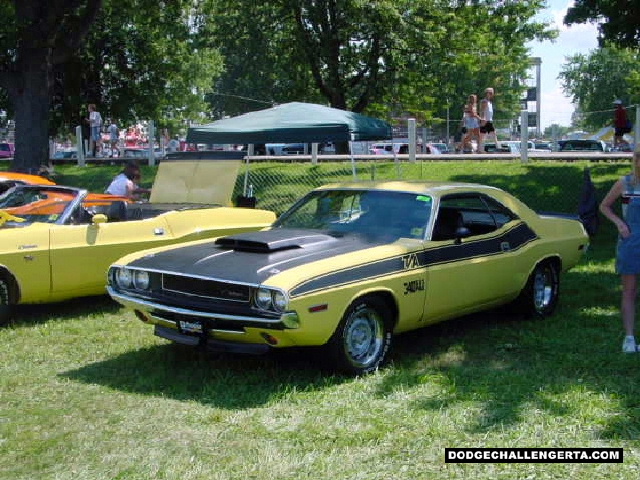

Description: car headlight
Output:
[255,287,273,310]
[115,268,133,288]
[133,270,150,290]
[254,287,289,312]
[272,291,288,312]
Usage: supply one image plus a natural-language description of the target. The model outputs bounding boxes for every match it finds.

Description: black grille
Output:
[161,274,251,302]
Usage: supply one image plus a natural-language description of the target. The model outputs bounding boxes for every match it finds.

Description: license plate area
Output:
[179,320,204,334]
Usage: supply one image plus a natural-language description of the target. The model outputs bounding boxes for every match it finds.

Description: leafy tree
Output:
[1,0,223,172]
[0,0,103,171]
[62,0,223,138]
[207,0,555,141]
[559,45,640,129]
[565,0,640,48]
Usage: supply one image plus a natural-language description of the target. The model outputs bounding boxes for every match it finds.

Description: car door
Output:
[48,213,175,297]
[423,193,529,320]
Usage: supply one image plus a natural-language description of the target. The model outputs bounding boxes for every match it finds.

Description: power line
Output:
[211,91,275,106]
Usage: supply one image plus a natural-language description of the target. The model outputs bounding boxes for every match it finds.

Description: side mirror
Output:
[453,226,471,245]
[92,213,108,224]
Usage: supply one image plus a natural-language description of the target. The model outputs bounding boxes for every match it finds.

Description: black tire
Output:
[514,260,560,317]
[0,276,12,327]
[325,295,393,375]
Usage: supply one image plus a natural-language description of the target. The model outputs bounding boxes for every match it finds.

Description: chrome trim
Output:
[111,267,289,312]
[150,313,247,335]
[108,287,285,326]
[113,266,262,290]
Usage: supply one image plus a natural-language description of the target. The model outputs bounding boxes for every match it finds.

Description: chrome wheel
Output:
[326,296,393,375]
[343,305,384,369]
[515,260,559,317]
[533,265,556,312]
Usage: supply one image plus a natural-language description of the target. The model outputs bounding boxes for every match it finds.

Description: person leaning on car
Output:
[105,161,150,199]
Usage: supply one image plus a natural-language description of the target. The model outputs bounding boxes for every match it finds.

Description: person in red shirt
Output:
[613,100,631,149]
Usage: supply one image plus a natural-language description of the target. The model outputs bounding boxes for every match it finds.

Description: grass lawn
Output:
[1,160,639,479]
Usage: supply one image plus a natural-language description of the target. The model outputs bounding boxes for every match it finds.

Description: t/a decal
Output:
[402,253,420,269]
[404,279,425,295]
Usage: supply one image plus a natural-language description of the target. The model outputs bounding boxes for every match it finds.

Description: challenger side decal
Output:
[290,223,537,298]
[404,279,425,295]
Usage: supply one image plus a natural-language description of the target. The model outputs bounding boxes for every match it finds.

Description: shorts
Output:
[91,126,101,142]
[480,121,495,134]
[615,126,632,136]
[616,233,640,274]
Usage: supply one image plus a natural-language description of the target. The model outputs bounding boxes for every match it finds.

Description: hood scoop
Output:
[215,229,335,253]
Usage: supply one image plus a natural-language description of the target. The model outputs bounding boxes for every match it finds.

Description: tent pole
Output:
[349,138,357,180]
[242,147,252,195]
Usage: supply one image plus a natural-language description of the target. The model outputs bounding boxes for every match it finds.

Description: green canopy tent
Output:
[186,102,393,144]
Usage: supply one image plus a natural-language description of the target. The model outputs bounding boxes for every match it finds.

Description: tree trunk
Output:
[11,52,51,173]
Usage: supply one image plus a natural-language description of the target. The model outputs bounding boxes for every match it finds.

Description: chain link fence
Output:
[232,156,626,217]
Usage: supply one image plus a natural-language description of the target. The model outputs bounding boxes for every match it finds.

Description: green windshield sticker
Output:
[416,195,431,202]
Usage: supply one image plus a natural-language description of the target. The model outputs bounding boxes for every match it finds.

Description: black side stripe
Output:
[290,222,538,298]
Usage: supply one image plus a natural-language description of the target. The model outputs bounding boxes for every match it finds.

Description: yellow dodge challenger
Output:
[108,181,589,375]
[0,180,275,325]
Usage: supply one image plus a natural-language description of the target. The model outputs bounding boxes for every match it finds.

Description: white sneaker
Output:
[622,337,637,353]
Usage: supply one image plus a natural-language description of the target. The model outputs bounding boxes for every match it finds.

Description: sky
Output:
[527,0,600,129]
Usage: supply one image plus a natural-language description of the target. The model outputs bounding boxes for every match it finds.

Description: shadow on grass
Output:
[9,295,121,327]
[376,259,640,440]
[57,248,640,439]
[61,341,347,410]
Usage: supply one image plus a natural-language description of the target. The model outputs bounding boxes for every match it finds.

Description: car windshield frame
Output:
[0,185,88,226]
[273,188,434,240]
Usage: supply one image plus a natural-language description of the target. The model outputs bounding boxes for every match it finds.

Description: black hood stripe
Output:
[290,223,537,297]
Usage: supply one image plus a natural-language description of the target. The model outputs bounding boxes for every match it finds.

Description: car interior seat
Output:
[432,208,463,241]
[106,200,128,222]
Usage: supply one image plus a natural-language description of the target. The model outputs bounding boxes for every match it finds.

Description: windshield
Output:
[274,189,433,240]
[0,186,79,224]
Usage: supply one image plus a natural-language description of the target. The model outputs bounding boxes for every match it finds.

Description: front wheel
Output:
[325,296,393,375]
[515,260,560,317]
[0,276,12,327]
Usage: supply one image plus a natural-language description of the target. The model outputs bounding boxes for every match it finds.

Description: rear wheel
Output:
[515,260,560,317]
[325,296,393,375]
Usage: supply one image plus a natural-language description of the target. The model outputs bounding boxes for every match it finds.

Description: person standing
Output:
[479,87,499,153]
[88,104,103,156]
[600,150,640,352]
[167,135,180,153]
[108,120,120,157]
[613,100,631,150]
[460,94,481,153]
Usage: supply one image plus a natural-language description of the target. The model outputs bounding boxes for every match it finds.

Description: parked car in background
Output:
[0,172,56,194]
[281,143,306,155]
[533,141,553,151]
[108,181,588,375]
[557,139,607,152]
[369,142,437,154]
[501,140,550,152]
[369,143,397,154]
[0,142,15,158]
[0,160,276,325]
[483,142,520,153]
[431,143,450,154]
[122,147,165,159]
[53,149,78,159]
